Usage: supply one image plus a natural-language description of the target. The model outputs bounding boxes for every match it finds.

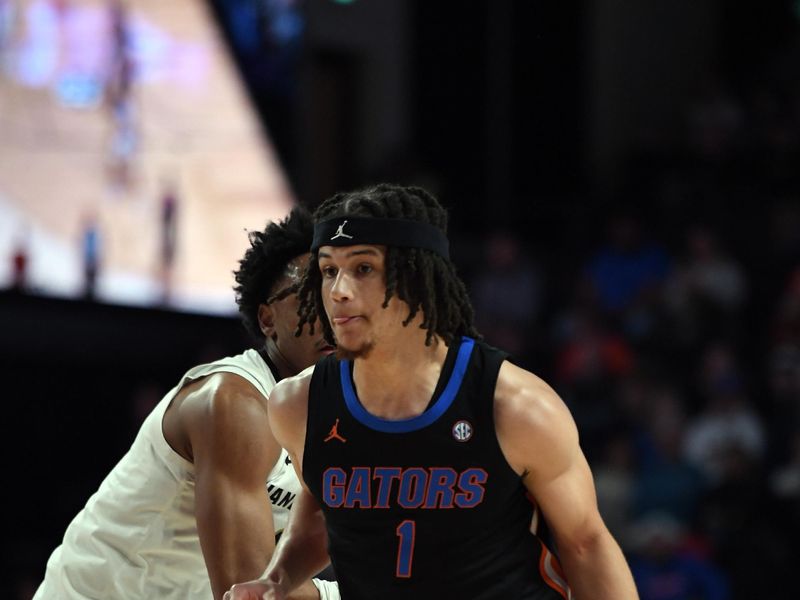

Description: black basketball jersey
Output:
[304,337,570,599]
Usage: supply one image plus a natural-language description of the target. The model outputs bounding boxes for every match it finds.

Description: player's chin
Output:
[335,340,373,361]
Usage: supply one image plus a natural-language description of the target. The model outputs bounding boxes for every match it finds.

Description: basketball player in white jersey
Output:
[34,208,339,600]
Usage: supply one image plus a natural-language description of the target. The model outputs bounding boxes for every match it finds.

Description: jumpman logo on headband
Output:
[330,220,354,240]
[324,418,347,443]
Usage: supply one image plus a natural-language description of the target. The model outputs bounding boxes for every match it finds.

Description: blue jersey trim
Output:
[340,336,476,433]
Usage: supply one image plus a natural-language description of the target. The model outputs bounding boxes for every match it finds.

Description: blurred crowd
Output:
[465,54,800,600]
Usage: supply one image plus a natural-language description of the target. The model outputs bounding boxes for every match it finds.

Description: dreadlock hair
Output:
[233,206,313,342]
[296,183,480,347]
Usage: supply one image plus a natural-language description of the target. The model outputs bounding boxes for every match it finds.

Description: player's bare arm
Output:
[225,368,333,600]
[270,369,333,578]
[268,366,315,463]
[494,361,640,600]
[164,372,282,599]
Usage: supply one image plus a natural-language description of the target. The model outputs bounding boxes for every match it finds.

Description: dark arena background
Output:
[2,1,800,598]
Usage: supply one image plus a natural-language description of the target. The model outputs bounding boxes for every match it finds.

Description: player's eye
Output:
[357,263,373,275]
[321,266,337,278]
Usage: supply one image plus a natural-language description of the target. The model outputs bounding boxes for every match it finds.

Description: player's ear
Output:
[258,303,276,339]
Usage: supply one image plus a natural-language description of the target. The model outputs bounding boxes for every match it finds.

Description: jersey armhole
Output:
[303,356,334,476]
[479,344,523,480]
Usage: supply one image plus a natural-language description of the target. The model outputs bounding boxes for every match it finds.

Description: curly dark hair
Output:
[233,206,313,341]
[296,183,480,346]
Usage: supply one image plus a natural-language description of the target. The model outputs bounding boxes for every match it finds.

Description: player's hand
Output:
[223,579,285,600]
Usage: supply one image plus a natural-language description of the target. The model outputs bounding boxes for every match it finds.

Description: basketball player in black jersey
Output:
[226,185,639,600]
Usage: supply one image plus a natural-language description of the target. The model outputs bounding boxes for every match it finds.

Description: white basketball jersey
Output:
[34,349,301,600]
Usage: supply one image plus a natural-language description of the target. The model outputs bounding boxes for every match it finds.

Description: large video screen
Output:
[0,0,294,314]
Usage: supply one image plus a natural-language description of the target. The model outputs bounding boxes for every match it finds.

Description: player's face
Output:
[317,244,409,359]
[268,254,334,371]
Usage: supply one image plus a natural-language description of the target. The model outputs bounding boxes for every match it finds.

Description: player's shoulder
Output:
[270,365,315,409]
[201,370,266,403]
[494,360,571,433]
[166,370,271,459]
[267,366,316,448]
[179,370,269,425]
[494,361,579,476]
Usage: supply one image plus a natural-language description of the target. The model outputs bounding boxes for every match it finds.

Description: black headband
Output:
[311,217,450,260]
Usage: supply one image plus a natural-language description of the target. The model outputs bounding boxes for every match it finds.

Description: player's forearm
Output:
[558,529,639,600]
[208,542,274,600]
[266,526,329,589]
[198,501,276,599]
[264,490,330,594]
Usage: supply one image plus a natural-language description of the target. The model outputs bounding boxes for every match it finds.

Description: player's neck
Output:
[262,338,293,381]
[352,331,448,419]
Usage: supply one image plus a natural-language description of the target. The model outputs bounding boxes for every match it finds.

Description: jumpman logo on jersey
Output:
[330,220,354,240]
[324,418,347,443]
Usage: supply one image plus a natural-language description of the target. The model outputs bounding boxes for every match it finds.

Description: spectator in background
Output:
[553,308,634,459]
[680,340,790,598]
[160,178,179,302]
[683,343,765,483]
[699,440,789,600]
[594,432,636,541]
[583,212,671,342]
[471,229,543,363]
[615,373,663,467]
[555,310,634,384]
[682,227,746,311]
[10,225,29,292]
[663,226,746,348]
[628,512,729,600]
[104,0,137,190]
[686,75,743,163]
[81,212,101,300]
[632,388,705,526]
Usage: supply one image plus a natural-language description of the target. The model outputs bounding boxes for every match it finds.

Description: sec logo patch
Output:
[452,419,473,442]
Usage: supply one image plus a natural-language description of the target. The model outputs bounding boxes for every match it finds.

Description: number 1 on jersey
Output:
[395,520,416,578]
